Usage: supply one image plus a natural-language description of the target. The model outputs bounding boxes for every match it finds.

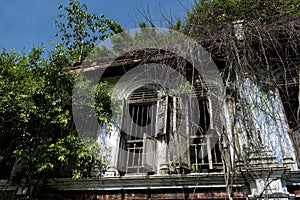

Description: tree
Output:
[0,1,122,197]
[182,0,299,198]
[55,0,123,65]
[183,0,300,129]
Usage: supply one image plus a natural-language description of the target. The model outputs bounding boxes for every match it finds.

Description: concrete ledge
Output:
[46,173,245,191]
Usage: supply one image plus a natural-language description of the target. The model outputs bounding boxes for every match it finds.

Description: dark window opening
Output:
[189,97,210,136]
[118,84,223,174]
[129,104,153,128]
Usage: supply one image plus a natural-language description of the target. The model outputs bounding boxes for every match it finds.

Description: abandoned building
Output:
[1,29,300,199]
[40,45,300,199]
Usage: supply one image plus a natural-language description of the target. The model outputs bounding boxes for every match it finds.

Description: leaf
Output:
[58,155,66,162]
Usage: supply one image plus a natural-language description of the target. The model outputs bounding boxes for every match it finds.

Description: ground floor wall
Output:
[41,189,246,200]
[1,172,300,199]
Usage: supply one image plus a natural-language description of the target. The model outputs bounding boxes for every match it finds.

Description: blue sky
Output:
[0,0,195,53]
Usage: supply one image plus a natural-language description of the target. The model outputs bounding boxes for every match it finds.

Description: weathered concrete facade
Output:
[1,47,300,199]
[54,49,300,199]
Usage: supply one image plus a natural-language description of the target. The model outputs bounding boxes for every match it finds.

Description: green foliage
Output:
[0,0,119,182]
[84,45,117,64]
[139,22,147,28]
[186,0,299,27]
[0,46,88,180]
[110,27,164,55]
[183,0,300,81]
[169,18,182,31]
[95,82,113,123]
[175,81,195,95]
[55,0,123,64]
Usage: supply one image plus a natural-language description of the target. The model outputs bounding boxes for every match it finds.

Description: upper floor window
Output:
[117,84,222,175]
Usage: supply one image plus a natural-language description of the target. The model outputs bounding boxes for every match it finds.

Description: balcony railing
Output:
[190,135,223,172]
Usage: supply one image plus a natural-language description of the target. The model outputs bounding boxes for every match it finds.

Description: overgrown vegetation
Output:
[0,0,299,198]
[0,0,121,190]
[182,0,299,198]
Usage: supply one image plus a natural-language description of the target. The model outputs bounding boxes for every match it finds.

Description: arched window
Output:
[117,82,222,174]
[118,84,162,174]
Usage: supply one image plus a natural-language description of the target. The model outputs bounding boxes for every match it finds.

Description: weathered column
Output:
[156,137,169,174]
[244,150,295,200]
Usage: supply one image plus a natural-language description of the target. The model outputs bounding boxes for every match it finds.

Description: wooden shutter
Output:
[117,136,127,173]
[121,100,132,135]
[142,132,156,172]
[174,96,190,169]
[155,97,168,137]
[117,100,128,173]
